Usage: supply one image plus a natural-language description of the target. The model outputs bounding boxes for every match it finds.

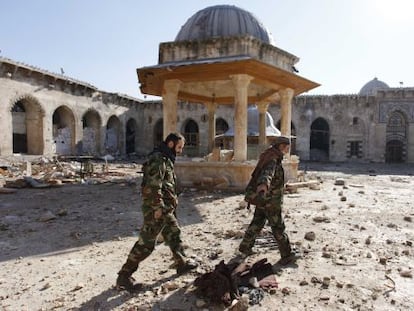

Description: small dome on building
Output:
[175,5,275,45]
[359,77,389,96]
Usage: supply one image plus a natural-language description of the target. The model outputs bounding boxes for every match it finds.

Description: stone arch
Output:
[153,118,163,148]
[10,95,44,155]
[182,118,199,156]
[82,109,102,155]
[310,117,330,161]
[276,120,297,155]
[105,115,122,155]
[126,118,137,154]
[215,117,229,148]
[385,110,407,163]
[52,105,76,155]
[216,117,229,135]
[346,116,365,159]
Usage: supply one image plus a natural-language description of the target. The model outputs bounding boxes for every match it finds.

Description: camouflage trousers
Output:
[239,199,291,258]
[119,206,186,274]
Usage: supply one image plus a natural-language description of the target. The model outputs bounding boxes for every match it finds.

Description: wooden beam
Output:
[177,91,212,103]
[257,89,279,102]
[138,58,320,98]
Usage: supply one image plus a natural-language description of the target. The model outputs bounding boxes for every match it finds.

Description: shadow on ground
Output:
[0,181,230,262]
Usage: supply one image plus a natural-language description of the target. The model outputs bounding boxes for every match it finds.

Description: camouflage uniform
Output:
[239,147,292,259]
[118,144,187,276]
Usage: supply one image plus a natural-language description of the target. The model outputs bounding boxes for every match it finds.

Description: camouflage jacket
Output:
[141,146,177,212]
[256,153,284,196]
[245,147,284,205]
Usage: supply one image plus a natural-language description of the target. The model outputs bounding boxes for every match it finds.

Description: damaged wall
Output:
[53,127,72,155]
[0,57,143,157]
[1,57,414,163]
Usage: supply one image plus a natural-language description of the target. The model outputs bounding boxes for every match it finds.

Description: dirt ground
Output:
[0,159,413,311]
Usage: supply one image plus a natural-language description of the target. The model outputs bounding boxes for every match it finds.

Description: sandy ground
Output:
[0,160,413,311]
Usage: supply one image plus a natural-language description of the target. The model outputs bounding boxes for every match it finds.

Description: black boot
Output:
[116,258,141,292]
[274,232,301,265]
[116,271,142,292]
[238,246,256,258]
[277,240,301,266]
[176,259,198,275]
[171,246,198,275]
[277,252,302,265]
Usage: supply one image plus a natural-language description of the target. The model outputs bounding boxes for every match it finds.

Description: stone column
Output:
[231,74,253,161]
[42,110,54,156]
[26,107,45,155]
[279,88,294,138]
[407,123,414,162]
[0,102,13,155]
[206,102,217,153]
[162,79,181,138]
[279,88,296,180]
[257,102,269,150]
[75,113,83,155]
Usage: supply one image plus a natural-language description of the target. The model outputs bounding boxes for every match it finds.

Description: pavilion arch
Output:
[126,118,137,154]
[310,117,330,161]
[52,105,76,155]
[153,118,163,148]
[276,120,297,155]
[105,115,122,155]
[82,109,102,155]
[10,95,44,155]
[385,110,408,163]
[182,118,199,157]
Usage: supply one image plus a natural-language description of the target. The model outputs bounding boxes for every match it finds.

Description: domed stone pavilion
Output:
[137,4,319,189]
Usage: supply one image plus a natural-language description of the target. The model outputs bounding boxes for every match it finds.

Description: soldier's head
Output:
[273,136,291,154]
[165,133,186,155]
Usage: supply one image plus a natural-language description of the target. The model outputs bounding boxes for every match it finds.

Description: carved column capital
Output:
[279,88,294,103]
[230,74,253,89]
[162,79,182,95]
[256,102,269,114]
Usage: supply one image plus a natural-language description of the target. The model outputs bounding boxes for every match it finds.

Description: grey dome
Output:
[222,105,281,137]
[175,5,275,45]
[359,77,389,96]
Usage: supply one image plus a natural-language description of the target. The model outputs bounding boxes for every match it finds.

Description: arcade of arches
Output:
[1,58,414,163]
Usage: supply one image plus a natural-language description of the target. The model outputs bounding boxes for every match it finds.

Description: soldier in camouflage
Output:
[239,136,300,265]
[116,133,198,292]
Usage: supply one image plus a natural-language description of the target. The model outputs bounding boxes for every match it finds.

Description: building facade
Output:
[2,3,413,164]
[0,58,414,163]
[0,57,146,158]
[1,57,413,163]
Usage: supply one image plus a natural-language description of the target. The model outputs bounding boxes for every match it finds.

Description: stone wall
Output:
[159,36,298,72]
[2,58,413,163]
[0,58,142,157]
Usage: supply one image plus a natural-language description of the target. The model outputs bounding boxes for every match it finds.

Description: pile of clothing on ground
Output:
[194,257,278,307]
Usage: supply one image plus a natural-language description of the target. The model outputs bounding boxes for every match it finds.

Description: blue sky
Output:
[1,0,413,99]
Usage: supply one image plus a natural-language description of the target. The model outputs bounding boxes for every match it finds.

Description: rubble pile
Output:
[0,156,141,191]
